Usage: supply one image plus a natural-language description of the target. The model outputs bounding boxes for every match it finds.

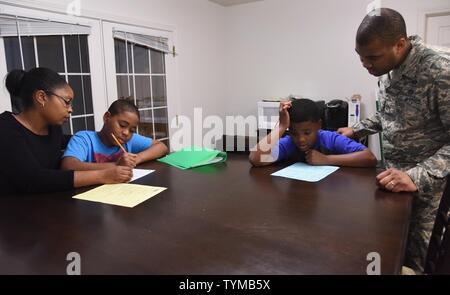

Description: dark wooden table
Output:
[0,154,412,274]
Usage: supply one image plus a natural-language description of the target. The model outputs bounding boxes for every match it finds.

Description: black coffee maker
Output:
[323,99,348,131]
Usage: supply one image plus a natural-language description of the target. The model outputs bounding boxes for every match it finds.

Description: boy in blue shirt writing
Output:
[249,99,377,167]
[61,99,168,172]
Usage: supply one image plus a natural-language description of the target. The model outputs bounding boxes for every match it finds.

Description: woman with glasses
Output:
[0,67,133,196]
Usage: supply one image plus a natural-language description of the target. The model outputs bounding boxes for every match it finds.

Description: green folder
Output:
[157,147,227,170]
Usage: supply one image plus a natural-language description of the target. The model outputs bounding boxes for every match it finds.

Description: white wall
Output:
[224,0,450,158]
[224,0,379,116]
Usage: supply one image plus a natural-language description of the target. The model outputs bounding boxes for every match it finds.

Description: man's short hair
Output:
[356,8,407,46]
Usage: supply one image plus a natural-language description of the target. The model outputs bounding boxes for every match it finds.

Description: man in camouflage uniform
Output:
[338,8,450,273]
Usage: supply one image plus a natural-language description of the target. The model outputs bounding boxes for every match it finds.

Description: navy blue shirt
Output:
[274,130,367,162]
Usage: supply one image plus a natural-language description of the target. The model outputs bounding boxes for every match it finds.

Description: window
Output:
[0,6,176,148]
[113,31,170,148]
[0,16,95,135]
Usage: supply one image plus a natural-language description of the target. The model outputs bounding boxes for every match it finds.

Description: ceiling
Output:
[208,0,263,7]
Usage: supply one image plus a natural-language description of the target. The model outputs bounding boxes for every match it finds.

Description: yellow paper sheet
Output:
[73,184,167,208]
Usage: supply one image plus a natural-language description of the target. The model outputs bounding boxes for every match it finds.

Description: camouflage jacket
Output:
[353,36,450,193]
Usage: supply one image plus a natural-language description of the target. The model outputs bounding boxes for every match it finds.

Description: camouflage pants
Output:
[402,175,446,273]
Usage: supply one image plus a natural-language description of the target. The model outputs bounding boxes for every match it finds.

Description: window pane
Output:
[152,76,167,107]
[82,76,93,114]
[133,44,150,73]
[154,108,169,139]
[79,35,90,72]
[4,36,36,72]
[68,76,84,115]
[36,36,64,72]
[114,39,132,73]
[65,35,80,73]
[113,38,168,144]
[116,76,128,99]
[116,75,134,100]
[114,39,126,73]
[4,37,21,71]
[138,109,154,138]
[71,116,94,133]
[150,49,165,74]
[72,117,87,133]
[135,76,151,109]
[65,35,90,73]
[22,37,36,71]
[128,76,135,99]
[68,75,93,116]
[127,43,133,73]
[62,119,72,135]
[86,116,95,131]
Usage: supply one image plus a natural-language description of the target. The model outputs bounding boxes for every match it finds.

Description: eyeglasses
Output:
[45,91,73,108]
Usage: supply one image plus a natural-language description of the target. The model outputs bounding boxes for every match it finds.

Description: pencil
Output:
[111,133,127,154]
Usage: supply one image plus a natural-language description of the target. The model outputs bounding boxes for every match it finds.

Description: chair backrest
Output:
[323,99,348,132]
[425,176,450,274]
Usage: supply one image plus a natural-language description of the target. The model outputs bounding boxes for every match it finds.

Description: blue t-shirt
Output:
[274,130,367,162]
[63,131,152,163]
